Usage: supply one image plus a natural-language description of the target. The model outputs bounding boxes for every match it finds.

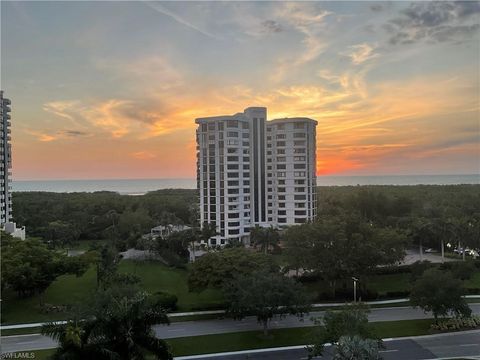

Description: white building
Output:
[1,91,25,240]
[195,107,317,246]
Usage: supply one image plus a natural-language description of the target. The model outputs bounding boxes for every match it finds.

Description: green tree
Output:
[188,248,278,292]
[308,304,380,358]
[42,285,172,360]
[250,225,280,254]
[410,268,471,323]
[284,217,407,298]
[96,245,121,289]
[1,237,89,303]
[224,271,310,336]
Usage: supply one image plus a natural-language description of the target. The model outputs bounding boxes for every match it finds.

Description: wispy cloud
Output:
[345,43,380,65]
[143,1,220,39]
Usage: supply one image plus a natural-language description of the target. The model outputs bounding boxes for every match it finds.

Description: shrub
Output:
[430,315,480,332]
[153,291,178,311]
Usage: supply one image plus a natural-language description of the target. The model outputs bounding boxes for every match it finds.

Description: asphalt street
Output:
[175,331,480,359]
[1,305,480,355]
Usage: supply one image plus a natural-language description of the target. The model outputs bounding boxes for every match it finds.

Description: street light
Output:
[352,277,359,303]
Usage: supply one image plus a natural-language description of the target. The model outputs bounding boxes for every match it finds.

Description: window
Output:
[227,148,237,153]
[294,148,306,153]
[242,141,249,146]
[218,122,224,130]
[294,133,306,138]
[227,139,239,145]
[227,131,238,137]
[278,210,286,215]
[278,179,285,185]
[277,164,286,170]
[242,122,249,129]
[294,195,306,200]
[227,156,239,161]
[228,188,239,194]
[227,120,238,128]
[294,163,306,169]
[277,149,285,154]
[276,134,286,139]
[277,124,285,130]
[295,187,305,192]
[242,133,249,138]
[295,218,306,224]
[294,179,305,185]
[294,140,306,146]
[227,164,239,170]
[294,171,306,177]
[278,195,286,200]
[277,156,286,162]
[228,180,239,186]
[278,172,286,177]
[277,141,286,147]
[294,156,306,161]
[294,123,305,129]
[295,203,306,208]
[278,218,287,223]
[227,173,239,178]
[278,187,286,193]
[208,123,215,130]
[295,210,307,216]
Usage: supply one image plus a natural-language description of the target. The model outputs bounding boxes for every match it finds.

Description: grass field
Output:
[2,258,479,325]
[1,260,223,325]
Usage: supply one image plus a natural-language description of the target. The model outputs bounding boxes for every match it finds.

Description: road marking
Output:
[167,328,186,332]
[459,343,479,347]
[380,349,399,353]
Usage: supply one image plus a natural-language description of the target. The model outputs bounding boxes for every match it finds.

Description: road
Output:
[175,331,480,360]
[2,305,480,354]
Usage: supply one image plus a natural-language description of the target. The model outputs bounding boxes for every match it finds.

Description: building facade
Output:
[1,91,25,239]
[195,107,317,246]
[0,91,12,226]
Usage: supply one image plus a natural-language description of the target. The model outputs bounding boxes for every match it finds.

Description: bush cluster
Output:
[430,315,480,332]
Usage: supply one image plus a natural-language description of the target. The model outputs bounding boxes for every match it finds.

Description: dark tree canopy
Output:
[224,271,310,335]
[188,248,279,292]
[410,268,471,322]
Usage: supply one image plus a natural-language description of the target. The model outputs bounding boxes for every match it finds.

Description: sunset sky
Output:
[2,1,479,180]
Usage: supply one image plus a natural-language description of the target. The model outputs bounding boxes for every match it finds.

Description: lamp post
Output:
[352,277,359,303]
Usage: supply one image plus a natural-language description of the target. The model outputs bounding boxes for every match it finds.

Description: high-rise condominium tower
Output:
[196,107,317,246]
[0,91,12,225]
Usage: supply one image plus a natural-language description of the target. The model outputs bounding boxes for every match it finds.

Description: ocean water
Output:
[11,174,479,195]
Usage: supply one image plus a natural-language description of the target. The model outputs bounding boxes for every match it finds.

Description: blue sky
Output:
[1,1,479,179]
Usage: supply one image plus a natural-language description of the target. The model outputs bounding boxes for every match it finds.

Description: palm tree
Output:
[334,335,382,360]
[42,287,172,360]
[251,225,280,254]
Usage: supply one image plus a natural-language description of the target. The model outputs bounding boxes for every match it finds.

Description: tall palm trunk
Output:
[419,239,423,261]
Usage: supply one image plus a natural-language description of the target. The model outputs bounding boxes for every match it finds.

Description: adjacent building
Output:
[1,91,25,239]
[195,107,316,246]
[1,91,13,226]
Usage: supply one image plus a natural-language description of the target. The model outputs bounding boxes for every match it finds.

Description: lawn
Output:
[2,258,478,325]
[167,319,435,356]
[2,260,223,325]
